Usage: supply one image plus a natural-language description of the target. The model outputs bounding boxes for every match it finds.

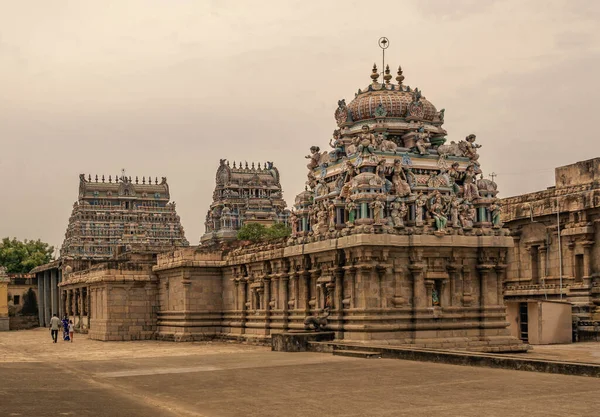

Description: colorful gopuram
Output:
[61,173,189,259]
[201,160,289,243]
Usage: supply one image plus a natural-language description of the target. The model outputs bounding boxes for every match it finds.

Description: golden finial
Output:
[396,65,405,86]
[384,65,392,84]
[370,63,379,83]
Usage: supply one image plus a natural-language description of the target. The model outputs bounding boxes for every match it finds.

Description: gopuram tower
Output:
[201,159,289,243]
[151,59,526,352]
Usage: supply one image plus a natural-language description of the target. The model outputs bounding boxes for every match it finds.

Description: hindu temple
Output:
[34,58,526,351]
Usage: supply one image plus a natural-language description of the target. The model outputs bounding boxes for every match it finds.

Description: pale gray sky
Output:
[1,0,599,250]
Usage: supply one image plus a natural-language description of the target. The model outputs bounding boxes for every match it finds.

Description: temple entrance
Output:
[519,302,529,343]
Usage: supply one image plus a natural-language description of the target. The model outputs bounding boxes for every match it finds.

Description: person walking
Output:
[68,320,74,343]
[49,314,61,343]
[61,316,70,342]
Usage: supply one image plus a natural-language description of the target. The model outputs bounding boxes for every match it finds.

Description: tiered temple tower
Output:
[201,159,289,242]
[61,173,189,259]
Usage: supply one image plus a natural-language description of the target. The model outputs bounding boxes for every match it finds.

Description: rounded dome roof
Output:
[347,86,437,122]
[334,65,442,128]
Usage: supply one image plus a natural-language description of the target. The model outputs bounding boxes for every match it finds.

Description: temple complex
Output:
[502,158,600,321]
[31,174,188,329]
[35,59,525,351]
[201,160,289,243]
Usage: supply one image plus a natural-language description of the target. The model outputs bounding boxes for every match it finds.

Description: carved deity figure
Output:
[329,130,345,161]
[306,146,321,170]
[415,193,426,227]
[357,125,376,155]
[415,126,431,155]
[490,200,502,228]
[371,199,385,223]
[327,201,336,229]
[429,193,448,232]
[448,162,462,195]
[459,202,475,229]
[392,159,412,197]
[289,212,298,236]
[450,197,462,228]
[346,201,357,224]
[462,164,479,201]
[459,134,482,168]
[390,200,408,228]
[432,287,440,306]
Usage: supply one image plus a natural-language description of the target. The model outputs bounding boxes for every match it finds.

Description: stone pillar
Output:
[462,266,473,306]
[347,268,357,308]
[58,270,64,318]
[303,271,312,314]
[263,277,271,327]
[50,269,58,316]
[334,268,343,312]
[281,274,289,330]
[496,265,507,307]
[67,290,72,316]
[37,273,45,326]
[409,263,426,309]
[583,242,594,284]
[478,266,492,307]
[240,279,247,334]
[0,269,9,331]
[513,236,522,278]
[424,280,434,308]
[539,246,547,281]
[86,287,91,329]
[233,280,239,310]
[43,271,50,325]
[447,264,460,306]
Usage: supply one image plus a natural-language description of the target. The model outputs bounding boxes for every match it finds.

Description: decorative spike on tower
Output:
[370,63,379,83]
[384,65,392,84]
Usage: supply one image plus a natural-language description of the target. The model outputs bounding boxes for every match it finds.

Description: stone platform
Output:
[271,331,335,352]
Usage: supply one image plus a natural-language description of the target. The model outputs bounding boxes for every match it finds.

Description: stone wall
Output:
[152,234,524,352]
[60,264,158,341]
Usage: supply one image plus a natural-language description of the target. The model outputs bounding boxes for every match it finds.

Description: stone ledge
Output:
[308,342,600,378]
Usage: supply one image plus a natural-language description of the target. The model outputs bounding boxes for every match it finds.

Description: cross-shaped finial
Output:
[489,172,497,182]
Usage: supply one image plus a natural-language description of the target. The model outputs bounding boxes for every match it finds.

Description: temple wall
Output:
[151,235,519,350]
[61,267,158,341]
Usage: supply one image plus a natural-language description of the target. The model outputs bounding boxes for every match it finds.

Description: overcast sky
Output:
[1,0,599,251]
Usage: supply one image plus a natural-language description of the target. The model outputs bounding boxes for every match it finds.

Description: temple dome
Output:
[346,85,437,122]
[334,64,443,131]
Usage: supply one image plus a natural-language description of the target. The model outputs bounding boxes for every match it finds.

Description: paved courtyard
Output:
[2,329,600,417]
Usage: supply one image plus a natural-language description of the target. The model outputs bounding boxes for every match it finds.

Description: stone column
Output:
[0,270,9,331]
[447,264,459,307]
[334,268,343,312]
[240,279,247,334]
[347,267,357,308]
[583,242,594,284]
[513,236,522,278]
[263,277,271,327]
[496,265,507,307]
[58,270,64,318]
[478,266,492,307]
[87,287,91,329]
[50,269,58,317]
[37,273,45,326]
[233,279,239,310]
[303,271,312,314]
[43,271,50,325]
[424,280,434,308]
[538,246,547,281]
[281,274,289,330]
[462,266,473,306]
[409,263,426,309]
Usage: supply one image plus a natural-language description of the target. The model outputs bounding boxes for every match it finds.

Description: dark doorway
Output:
[575,254,584,282]
[519,302,529,343]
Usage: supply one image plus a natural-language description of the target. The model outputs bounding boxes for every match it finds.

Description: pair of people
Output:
[49,314,74,343]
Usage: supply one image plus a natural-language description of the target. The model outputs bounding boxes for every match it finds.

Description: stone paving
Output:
[2,329,600,416]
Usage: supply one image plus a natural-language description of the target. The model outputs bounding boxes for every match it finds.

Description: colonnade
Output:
[36,268,63,326]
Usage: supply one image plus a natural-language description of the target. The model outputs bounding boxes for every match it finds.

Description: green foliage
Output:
[20,288,38,316]
[237,223,291,242]
[0,237,54,273]
[264,222,291,240]
[237,223,267,242]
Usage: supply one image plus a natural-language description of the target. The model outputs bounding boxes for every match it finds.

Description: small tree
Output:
[0,237,54,273]
[20,288,38,316]
[265,223,291,240]
[237,223,267,242]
